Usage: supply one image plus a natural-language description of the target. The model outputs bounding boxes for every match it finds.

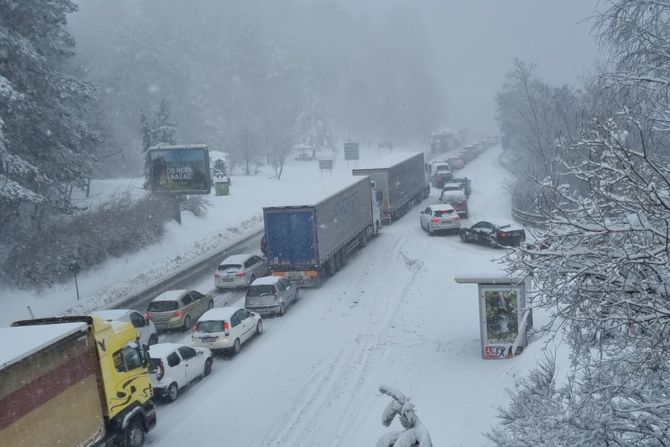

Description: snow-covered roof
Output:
[149,343,184,358]
[353,152,423,170]
[488,218,524,231]
[0,322,88,369]
[198,307,241,321]
[264,176,369,209]
[441,190,466,200]
[251,276,281,286]
[219,253,253,265]
[90,309,131,321]
[152,290,189,302]
[442,183,462,189]
[430,204,456,212]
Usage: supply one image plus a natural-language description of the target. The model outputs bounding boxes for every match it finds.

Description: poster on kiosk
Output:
[479,284,526,359]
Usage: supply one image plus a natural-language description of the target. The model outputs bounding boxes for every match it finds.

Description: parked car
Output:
[146,290,214,332]
[214,253,267,290]
[245,276,299,316]
[191,307,262,354]
[148,343,213,402]
[439,187,469,218]
[90,309,158,347]
[419,204,461,235]
[459,219,527,247]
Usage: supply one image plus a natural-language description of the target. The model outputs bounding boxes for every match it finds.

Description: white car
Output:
[191,307,262,354]
[214,253,267,290]
[419,204,461,235]
[90,309,158,347]
[148,343,213,402]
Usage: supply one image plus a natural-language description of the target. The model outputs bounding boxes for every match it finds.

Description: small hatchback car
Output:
[148,343,213,402]
[191,307,262,354]
[214,253,267,290]
[245,276,299,316]
[146,290,214,332]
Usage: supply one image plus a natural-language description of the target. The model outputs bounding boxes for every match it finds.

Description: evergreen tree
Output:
[140,99,177,188]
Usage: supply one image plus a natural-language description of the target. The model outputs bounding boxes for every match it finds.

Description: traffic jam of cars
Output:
[89,139,524,410]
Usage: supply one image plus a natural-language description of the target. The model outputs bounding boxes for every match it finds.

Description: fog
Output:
[66,0,600,175]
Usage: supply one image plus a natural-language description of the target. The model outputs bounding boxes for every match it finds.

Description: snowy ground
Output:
[1,146,564,446]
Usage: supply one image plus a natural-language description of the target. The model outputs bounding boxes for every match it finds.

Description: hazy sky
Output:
[342,0,603,135]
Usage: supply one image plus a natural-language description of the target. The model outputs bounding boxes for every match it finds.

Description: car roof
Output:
[149,343,185,358]
[198,307,241,321]
[152,290,189,302]
[250,276,282,286]
[429,204,456,211]
[474,218,524,230]
[90,309,133,320]
[442,183,461,188]
[219,253,253,265]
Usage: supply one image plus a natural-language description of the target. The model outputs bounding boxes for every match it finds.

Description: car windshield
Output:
[247,285,274,297]
[148,300,179,312]
[218,264,241,271]
[197,320,225,333]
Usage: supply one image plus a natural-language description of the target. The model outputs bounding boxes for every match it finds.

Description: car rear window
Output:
[148,300,179,312]
[218,264,242,271]
[197,320,226,333]
[434,210,454,217]
[247,284,275,297]
[148,358,161,373]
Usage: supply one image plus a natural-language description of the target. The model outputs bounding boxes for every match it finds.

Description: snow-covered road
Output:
[144,148,540,446]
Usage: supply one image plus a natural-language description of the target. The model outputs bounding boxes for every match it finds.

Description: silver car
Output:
[244,276,299,316]
[147,290,214,332]
[214,253,267,290]
[419,204,461,235]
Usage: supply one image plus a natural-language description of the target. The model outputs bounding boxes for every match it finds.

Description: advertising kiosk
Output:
[454,275,532,359]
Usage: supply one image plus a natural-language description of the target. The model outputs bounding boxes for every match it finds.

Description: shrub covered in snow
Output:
[377,385,432,447]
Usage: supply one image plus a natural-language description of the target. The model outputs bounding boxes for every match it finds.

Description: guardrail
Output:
[114,228,264,310]
[511,207,546,228]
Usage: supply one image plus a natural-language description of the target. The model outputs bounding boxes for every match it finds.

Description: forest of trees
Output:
[492,1,670,445]
[0,0,446,283]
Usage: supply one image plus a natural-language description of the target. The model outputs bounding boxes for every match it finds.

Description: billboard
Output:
[344,142,359,161]
[147,145,212,194]
[479,285,525,359]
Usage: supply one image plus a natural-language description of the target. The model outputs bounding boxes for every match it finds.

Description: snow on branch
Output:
[377,385,432,447]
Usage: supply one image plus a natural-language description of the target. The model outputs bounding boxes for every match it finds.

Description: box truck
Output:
[263,176,380,286]
[352,152,429,223]
[1,316,156,447]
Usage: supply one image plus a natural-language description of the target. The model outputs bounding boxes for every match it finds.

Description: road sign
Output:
[318,159,334,173]
[344,142,359,161]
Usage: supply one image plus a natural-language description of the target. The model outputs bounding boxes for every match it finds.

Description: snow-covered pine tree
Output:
[377,385,432,447]
[140,99,177,188]
[0,0,98,234]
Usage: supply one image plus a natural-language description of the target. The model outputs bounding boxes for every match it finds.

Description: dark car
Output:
[459,219,526,248]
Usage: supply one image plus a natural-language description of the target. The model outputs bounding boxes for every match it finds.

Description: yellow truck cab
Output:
[1,316,156,447]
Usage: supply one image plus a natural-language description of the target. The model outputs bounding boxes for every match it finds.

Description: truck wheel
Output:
[124,418,145,447]
[360,233,368,247]
[166,383,179,402]
[376,221,382,234]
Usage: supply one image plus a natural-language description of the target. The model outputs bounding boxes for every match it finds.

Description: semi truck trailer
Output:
[263,176,380,287]
[352,152,429,223]
[1,316,156,447]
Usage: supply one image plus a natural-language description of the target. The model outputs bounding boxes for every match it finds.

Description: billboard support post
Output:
[454,275,532,359]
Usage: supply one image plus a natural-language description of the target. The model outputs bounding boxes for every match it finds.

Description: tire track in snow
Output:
[251,226,425,447]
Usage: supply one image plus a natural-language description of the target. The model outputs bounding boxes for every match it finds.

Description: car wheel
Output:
[124,418,145,447]
[460,232,468,242]
[294,288,300,301]
[166,383,179,403]
[256,320,263,335]
[488,236,498,247]
[278,303,286,316]
[203,358,213,377]
[182,315,192,332]
[148,334,158,346]
[232,338,241,355]
[207,300,214,309]
[428,226,434,236]
[249,274,256,285]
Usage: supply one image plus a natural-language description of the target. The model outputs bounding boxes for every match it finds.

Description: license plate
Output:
[200,337,217,342]
[287,272,302,280]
